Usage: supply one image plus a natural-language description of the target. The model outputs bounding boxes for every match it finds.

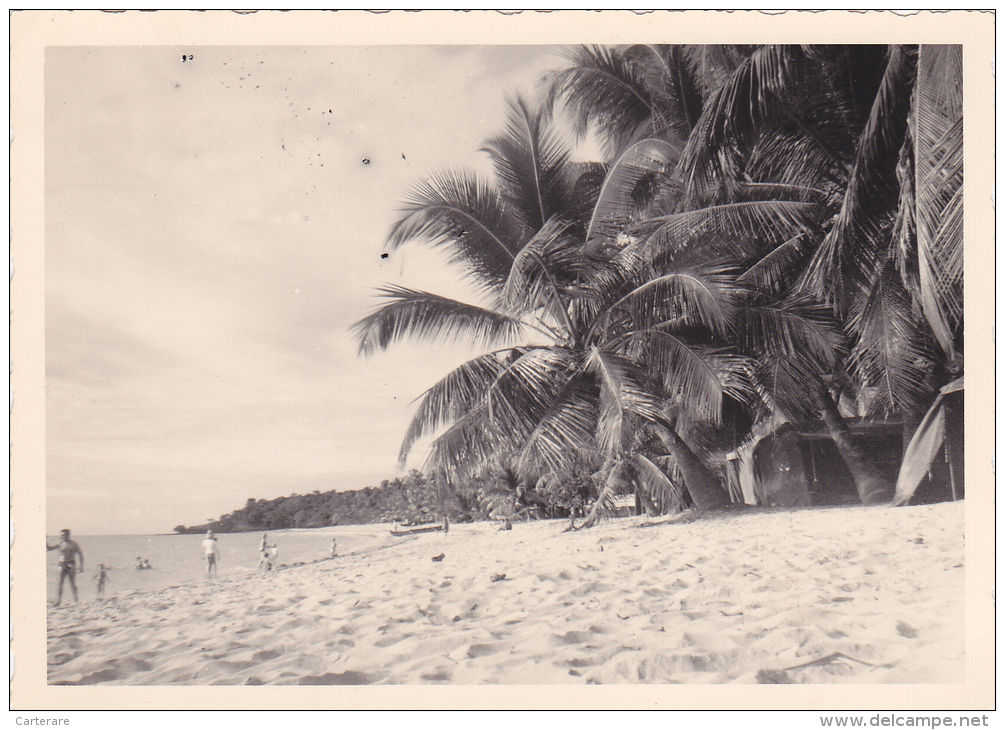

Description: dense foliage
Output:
[173,467,597,534]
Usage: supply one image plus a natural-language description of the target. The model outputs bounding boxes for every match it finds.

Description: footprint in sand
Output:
[252,648,283,662]
[375,632,414,648]
[214,659,254,672]
[466,643,501,659]
[552,630,593,645]
[71,656,154,685]
[296,670,376,685]
[444,642,500,661]
[71,668,120,685]
[420,668,452,682]
[896,621,919,639]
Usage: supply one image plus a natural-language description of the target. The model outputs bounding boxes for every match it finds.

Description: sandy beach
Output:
[46,501,964,686]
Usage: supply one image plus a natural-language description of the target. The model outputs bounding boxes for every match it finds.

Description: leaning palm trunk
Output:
[653,422,730,510]
[578,463,623,529]
[817,388,892,504]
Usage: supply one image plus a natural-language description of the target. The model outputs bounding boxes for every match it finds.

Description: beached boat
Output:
[389,523,446,537]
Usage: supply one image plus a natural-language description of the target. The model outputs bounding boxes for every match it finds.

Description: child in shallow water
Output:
[94,563,110,597]
[258,534,278,571]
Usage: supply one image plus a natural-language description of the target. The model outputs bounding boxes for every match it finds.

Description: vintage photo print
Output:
[10,9,995,711]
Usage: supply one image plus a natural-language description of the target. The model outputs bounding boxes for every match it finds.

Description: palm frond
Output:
[548,45,655,157]
[484,347,584,441]
[638,199,823,263]
[587,347,662,454]
[584,137,682,248]
[631,453,687,514]
[803,45,918,308]
[565,161,609,233]
[736,233,816,296]
[735,294,843,371]
[352,286,526,356]
[628,330,752,425]
[387,169,524,289]
[512,375,600,480]
[624,44,706,139]
[745,128,847,191]
[847,255,937,416]
[891,111,920,299]
[423,348,589,481]
[424,401,502,480]
[752,352,825,422]
[913,44,963,355]
[399,349,520,464]
[685,44,757,98]
[594,265,740,342]
[500,216,578,323]
[676,45,819,196]
[482,95,574,231]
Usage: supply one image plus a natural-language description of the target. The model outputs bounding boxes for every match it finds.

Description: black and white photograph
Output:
[10,9,995,712]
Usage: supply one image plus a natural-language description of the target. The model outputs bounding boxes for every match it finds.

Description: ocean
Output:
[45,525,390,604]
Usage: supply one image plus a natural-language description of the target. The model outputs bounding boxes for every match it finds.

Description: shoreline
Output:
[47,502,965,685]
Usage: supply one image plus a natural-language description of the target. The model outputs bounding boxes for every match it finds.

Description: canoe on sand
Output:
[390,524,445,537]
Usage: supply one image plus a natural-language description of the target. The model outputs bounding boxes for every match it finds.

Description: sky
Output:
[45,45,576,535]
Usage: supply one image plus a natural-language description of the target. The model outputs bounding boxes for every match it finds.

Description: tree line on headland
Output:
[172,465,599,534]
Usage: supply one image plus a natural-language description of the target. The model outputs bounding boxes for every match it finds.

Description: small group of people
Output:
[51,528,343,604]
[202,530,281,576]
[48,529,120,604]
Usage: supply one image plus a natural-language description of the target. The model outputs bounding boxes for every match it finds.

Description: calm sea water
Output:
[45,526,389,603]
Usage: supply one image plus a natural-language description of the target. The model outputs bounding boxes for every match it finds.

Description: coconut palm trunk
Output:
[653,422,730,510]
[817,387,891,504]
[634,488,658,517]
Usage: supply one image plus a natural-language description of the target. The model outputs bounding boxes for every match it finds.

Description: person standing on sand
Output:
[46,529,84,606]
[330,538,338,558]
[93,563,110,597]
[258,533,278,571]
[202,530,220,577]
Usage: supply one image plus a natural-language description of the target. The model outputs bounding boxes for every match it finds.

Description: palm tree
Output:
[353,94,777,519]
[551,44,875,502]
[660,43,963,504]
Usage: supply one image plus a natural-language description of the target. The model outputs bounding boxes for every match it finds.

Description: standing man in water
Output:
[202,530,220,578]
[46,529,84,606]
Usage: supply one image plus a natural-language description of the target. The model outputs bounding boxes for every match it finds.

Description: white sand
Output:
[46,502,964,685]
